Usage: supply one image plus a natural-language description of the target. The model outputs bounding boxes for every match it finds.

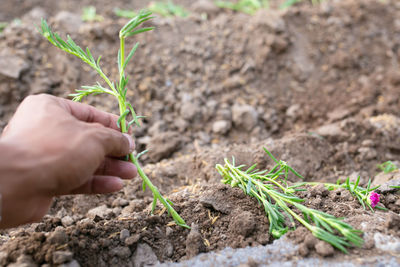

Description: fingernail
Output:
[123,133,135,153]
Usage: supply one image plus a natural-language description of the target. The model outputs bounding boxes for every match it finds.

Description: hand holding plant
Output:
[0,94,137,228]
[40,11,189,228]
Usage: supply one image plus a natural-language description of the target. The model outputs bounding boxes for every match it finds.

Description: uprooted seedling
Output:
[40,11,189,228]
[216,148,372,253]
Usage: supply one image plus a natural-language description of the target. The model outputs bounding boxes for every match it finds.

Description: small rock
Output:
[186,224,206,258]
[48,227,68,244]
[375,178,400,194]
[125,234,140,246]
[327,108,351,121]
[112,198,129,208]
[232,104,259,131]
[87,205,113,220]
[120,229,130,242]
[223,75,246,90]
[229,211,256,237]
[0,49,29,80]
[165,242,174,257]
[385,213,400,231]
[372,171,400,187]
[298,243,309,257]
[61,216,74,227]
[131,243,159,267]
[52,251,73,265]
[180,102,201,121]
[314,241,334,257]
[200,196,232,214]
[110,246,132,258]
[314,123,348,141]
[212,120,231,135]
[165,227,174,237]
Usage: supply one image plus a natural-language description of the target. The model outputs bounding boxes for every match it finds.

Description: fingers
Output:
[53,96,133,133]
[56,97,121,130]
[71,176,125,194]
[88,124,135,157]
[96,158,137,179]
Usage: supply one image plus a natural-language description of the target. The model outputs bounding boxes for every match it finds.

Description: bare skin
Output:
[0,94,137,229]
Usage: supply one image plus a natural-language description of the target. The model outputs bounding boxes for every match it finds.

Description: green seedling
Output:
[216,148,363,253]
[40,11,189,228]
[0,22,7,33]
[216,0,268,15]
[281,0,323,9]
[82,6,104,22]
[148,1,189,17]
[114,8,138,19]
[377,161,398,174]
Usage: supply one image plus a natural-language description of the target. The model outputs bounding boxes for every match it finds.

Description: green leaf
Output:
[123,43,140,70]
[263,147,279,163]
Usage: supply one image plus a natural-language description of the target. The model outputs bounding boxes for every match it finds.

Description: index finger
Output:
[54,96,132,132]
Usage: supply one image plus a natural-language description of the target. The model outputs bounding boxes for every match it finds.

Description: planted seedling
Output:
[280,0,323,9]
[216,0,268,15]
[216,148,364,253]
[377,160,398,174]
[148,1,190,18]
[82,6,104,22]
[114,8,138,19]
[0,22,7,34]
[40,11,189,228]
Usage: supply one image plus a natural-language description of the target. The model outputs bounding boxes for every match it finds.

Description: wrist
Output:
[0,140,51,228]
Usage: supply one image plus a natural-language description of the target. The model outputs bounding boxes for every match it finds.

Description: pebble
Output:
[180,102,201,121]
[0,49,29,80]
[212,120,231,134]
[87,205,113,220]
[125,234,140,246]
[52,251,73,265]
[112,198,129,208]
[314,241,334,257]
[61,216,74,227]
[48,227,68,244]
[110,246,132,258]
[131,243,159,267]
[120,229,130,242]
[232,104,259,131]
[186,224,206,258]
[166,227,174,237]
[314,123,348,141]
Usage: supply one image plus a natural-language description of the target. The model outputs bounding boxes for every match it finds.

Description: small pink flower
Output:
[368,191,380,208]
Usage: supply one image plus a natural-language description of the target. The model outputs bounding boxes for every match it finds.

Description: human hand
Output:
[0,94,137,228]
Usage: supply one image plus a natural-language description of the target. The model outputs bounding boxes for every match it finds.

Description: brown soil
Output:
[1,0,400,266]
